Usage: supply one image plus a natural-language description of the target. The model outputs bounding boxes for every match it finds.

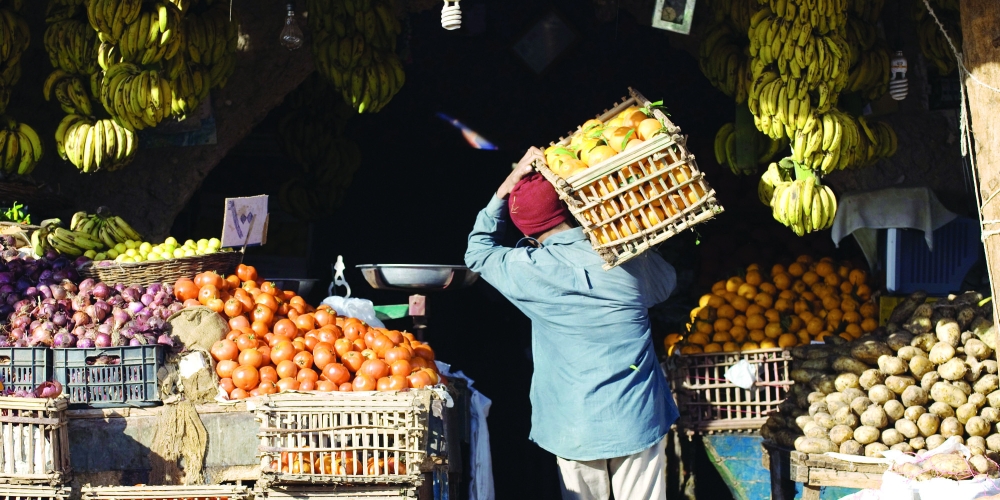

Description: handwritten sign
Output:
[221,195,269,248]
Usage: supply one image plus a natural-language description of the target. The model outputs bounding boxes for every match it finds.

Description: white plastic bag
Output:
[321,296,385,329]
[724,359,758,390]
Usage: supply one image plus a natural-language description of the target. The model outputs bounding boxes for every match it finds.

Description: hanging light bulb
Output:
[280,3,304,50]
[441,0,462,30]
[889,51,908,101]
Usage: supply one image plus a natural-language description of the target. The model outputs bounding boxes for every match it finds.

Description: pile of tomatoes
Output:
[273,450,406,476]
[175,264,442,400]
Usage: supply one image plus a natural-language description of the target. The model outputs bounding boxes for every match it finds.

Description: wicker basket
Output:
[81,485,251,500]
[535,87,723,270]
[0,396,71,485]
[670,348,793,432]
[77,250,243,286]
[251,391,435,487]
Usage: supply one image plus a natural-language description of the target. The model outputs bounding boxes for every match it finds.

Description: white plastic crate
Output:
[1,486,68,500]
[254,485,417,500]
[81,485,251,500]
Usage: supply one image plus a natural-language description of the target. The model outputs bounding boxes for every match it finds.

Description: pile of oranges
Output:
[543,105,666,179]
[174,264,442,400]
[667,255,879,355]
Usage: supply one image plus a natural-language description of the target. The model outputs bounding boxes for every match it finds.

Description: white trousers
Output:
[556,437,667,500]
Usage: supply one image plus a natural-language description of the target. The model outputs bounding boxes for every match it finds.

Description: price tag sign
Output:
[222,195,269,248]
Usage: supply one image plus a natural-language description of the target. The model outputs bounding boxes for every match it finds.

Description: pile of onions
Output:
[1,278,182,348]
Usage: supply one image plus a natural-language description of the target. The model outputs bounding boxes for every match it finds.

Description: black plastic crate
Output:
[0,347,51,393]
[52,346,162,408]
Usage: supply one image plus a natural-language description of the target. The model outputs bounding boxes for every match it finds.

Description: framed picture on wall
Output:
[511,9,578,75]
[651,0,697,35]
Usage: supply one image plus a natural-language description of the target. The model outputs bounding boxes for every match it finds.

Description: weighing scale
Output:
[328,257,480,340]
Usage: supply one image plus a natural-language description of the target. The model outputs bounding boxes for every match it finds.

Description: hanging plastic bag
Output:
[321,255,385,328]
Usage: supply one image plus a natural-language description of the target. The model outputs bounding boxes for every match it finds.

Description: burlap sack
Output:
[167,306,228,353]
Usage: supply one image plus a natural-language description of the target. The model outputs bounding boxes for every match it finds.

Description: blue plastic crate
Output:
[886,217,982,296]
[0,347,50,393]
[52,346,162,408]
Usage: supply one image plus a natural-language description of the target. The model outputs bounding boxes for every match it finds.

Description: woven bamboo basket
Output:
[1,485,69,500]
[81,485,251,500]
[670,348,793,432]
[535,87,723,270]
[0,396,71,485]
[251,391,435,487]
[77,250,243,286]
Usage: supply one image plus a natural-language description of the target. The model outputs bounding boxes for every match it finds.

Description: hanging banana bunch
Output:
[43,70,93,115]
[307,0,406,113]
[713,122,787,175]
[0,116,42,177]
[55,114,136,173]
[43,18,100,75]
[768,165,839,236]
[913,0,961,76]
[181,2,237,89]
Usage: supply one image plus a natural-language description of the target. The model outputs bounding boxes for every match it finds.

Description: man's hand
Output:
[497,147,543,200]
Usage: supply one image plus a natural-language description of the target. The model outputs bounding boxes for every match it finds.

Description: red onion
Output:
[91,282,110,300]
[13,388,33,398]
[72,311,90,326]
[72,256,90,268]
[111,308,129,329]
[78,279,95,295]
[140,294,154,306]
[114,283,126,293]
[34,380,62,399]
[43,249,58,261]
[94,300,110,318]
[50,285,67,301]
[122,286,141,303]
[72,326,86,337]
[0,272,14,284]
[30,324,53,346]
[61,280,77,294]
[147,283,162,295]
[94,333,111,347]
[0,284,14,294]
[38,270,54,283]
[97,323,112,336]
[52,330,75,348]
[9,327,23,340]
[24,286,38,299]
[77,337,95,348]
[127,301,144,315]
[129,338,142,346]
[51,312,68,328]
[156,334,174,347]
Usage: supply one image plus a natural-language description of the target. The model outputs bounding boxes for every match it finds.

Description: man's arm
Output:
[464,148,543,297]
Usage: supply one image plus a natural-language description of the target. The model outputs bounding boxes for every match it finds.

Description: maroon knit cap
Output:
[509,173,571,236]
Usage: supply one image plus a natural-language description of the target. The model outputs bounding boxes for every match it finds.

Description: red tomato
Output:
[293,351,314,370]
[276,378,300,392]
[276,360,298,380]
[224,298,244,318]
[334,338,354,357]
[383,347,412,364]
[313,348,335,371]
[216,360,238,378]
[232,365,260,391]
[238,348,264,369]
[315,380,336,392]
[297,367,319,384]
[273,319,298,339]
[210,339,239,361]
[352,374,377,391]
[408,371,432,389]
[271,341,296,364]
[321,363,351,385]
[259,366,279,384]
[341,351,364,373]
[360,359,390,380]
[390,359,412,377]
[376,377,392,391]
[388,375,409,391]
[236,333,258,352]
[230,388,249,400]
[219,377,235,394]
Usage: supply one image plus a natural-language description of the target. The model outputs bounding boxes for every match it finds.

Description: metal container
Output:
[356,264,479,292]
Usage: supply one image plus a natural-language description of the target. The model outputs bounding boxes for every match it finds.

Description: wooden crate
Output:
[254,485,417,500]
[535,87,723,270]
[763,440,886,500]
[0,396,70,485]
[81,485,251,500]
[1,486,68,500]
[671,348,793,432]
[251,391,435,487]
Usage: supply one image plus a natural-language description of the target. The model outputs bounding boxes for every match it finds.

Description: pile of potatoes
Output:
[761,291,1000,474]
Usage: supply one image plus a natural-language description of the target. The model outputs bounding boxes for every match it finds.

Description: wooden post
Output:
[960,0,1000,320]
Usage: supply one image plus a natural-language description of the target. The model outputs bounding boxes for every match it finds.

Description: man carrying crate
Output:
[464,147,680,500]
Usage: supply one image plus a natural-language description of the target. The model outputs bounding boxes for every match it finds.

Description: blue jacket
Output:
[464,195,680,460]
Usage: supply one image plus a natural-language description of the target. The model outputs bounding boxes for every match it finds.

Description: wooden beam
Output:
[961,0,1000,319]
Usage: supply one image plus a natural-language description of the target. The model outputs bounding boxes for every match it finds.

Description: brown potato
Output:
[931,382,968,408]
[986,434,1000,452]
[904,405,927,422]
[805,423,829,439]
[841,388,865,404]
[975,375,1000,395]
[829,425,855,446]
[802,358,830,372]
[926,434,947,450]
[840,440,863,456]
[881,428,905,446]
[852,341,893,365]
[833,406,859,427]
[981,407,1000,424]
[861,405,889,428]
[988,389,1000,409]
[967,436,987,456]
[954,380,974,396]
[794,437,838,454]
[860,369,885,391]
[921,371,942,392]
[957,403,979,424]
[965,338,993,360]
[851,396,874,416]
[970,393,988,409]
[888,332,915,352]
[884,400,905,423]
[896,346,925,362]
[833,357,870,376]
[909,356,935,378]
[853,426,881,445]
[865,442,889,458]
[983,360,999,375]
[940,416,964,438]
[809,401,829,417]
[869,385,895,405]
[895,418,920,439]
[886,375,917,395]
[935,319,962,347]
[966,416,991,437]
[878,356,908,376]
[918,413,941,437]
[929,401,956,419]
[970,454,995,474]
[910,436,927,450]
[901,386,929,408]
[835,373,861,392]
[812,374,838,395]
[929,343,957,365]
[912,333,938,352]
[890,442,914,453]
[814,412,836,430]
[938,358,969,381]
